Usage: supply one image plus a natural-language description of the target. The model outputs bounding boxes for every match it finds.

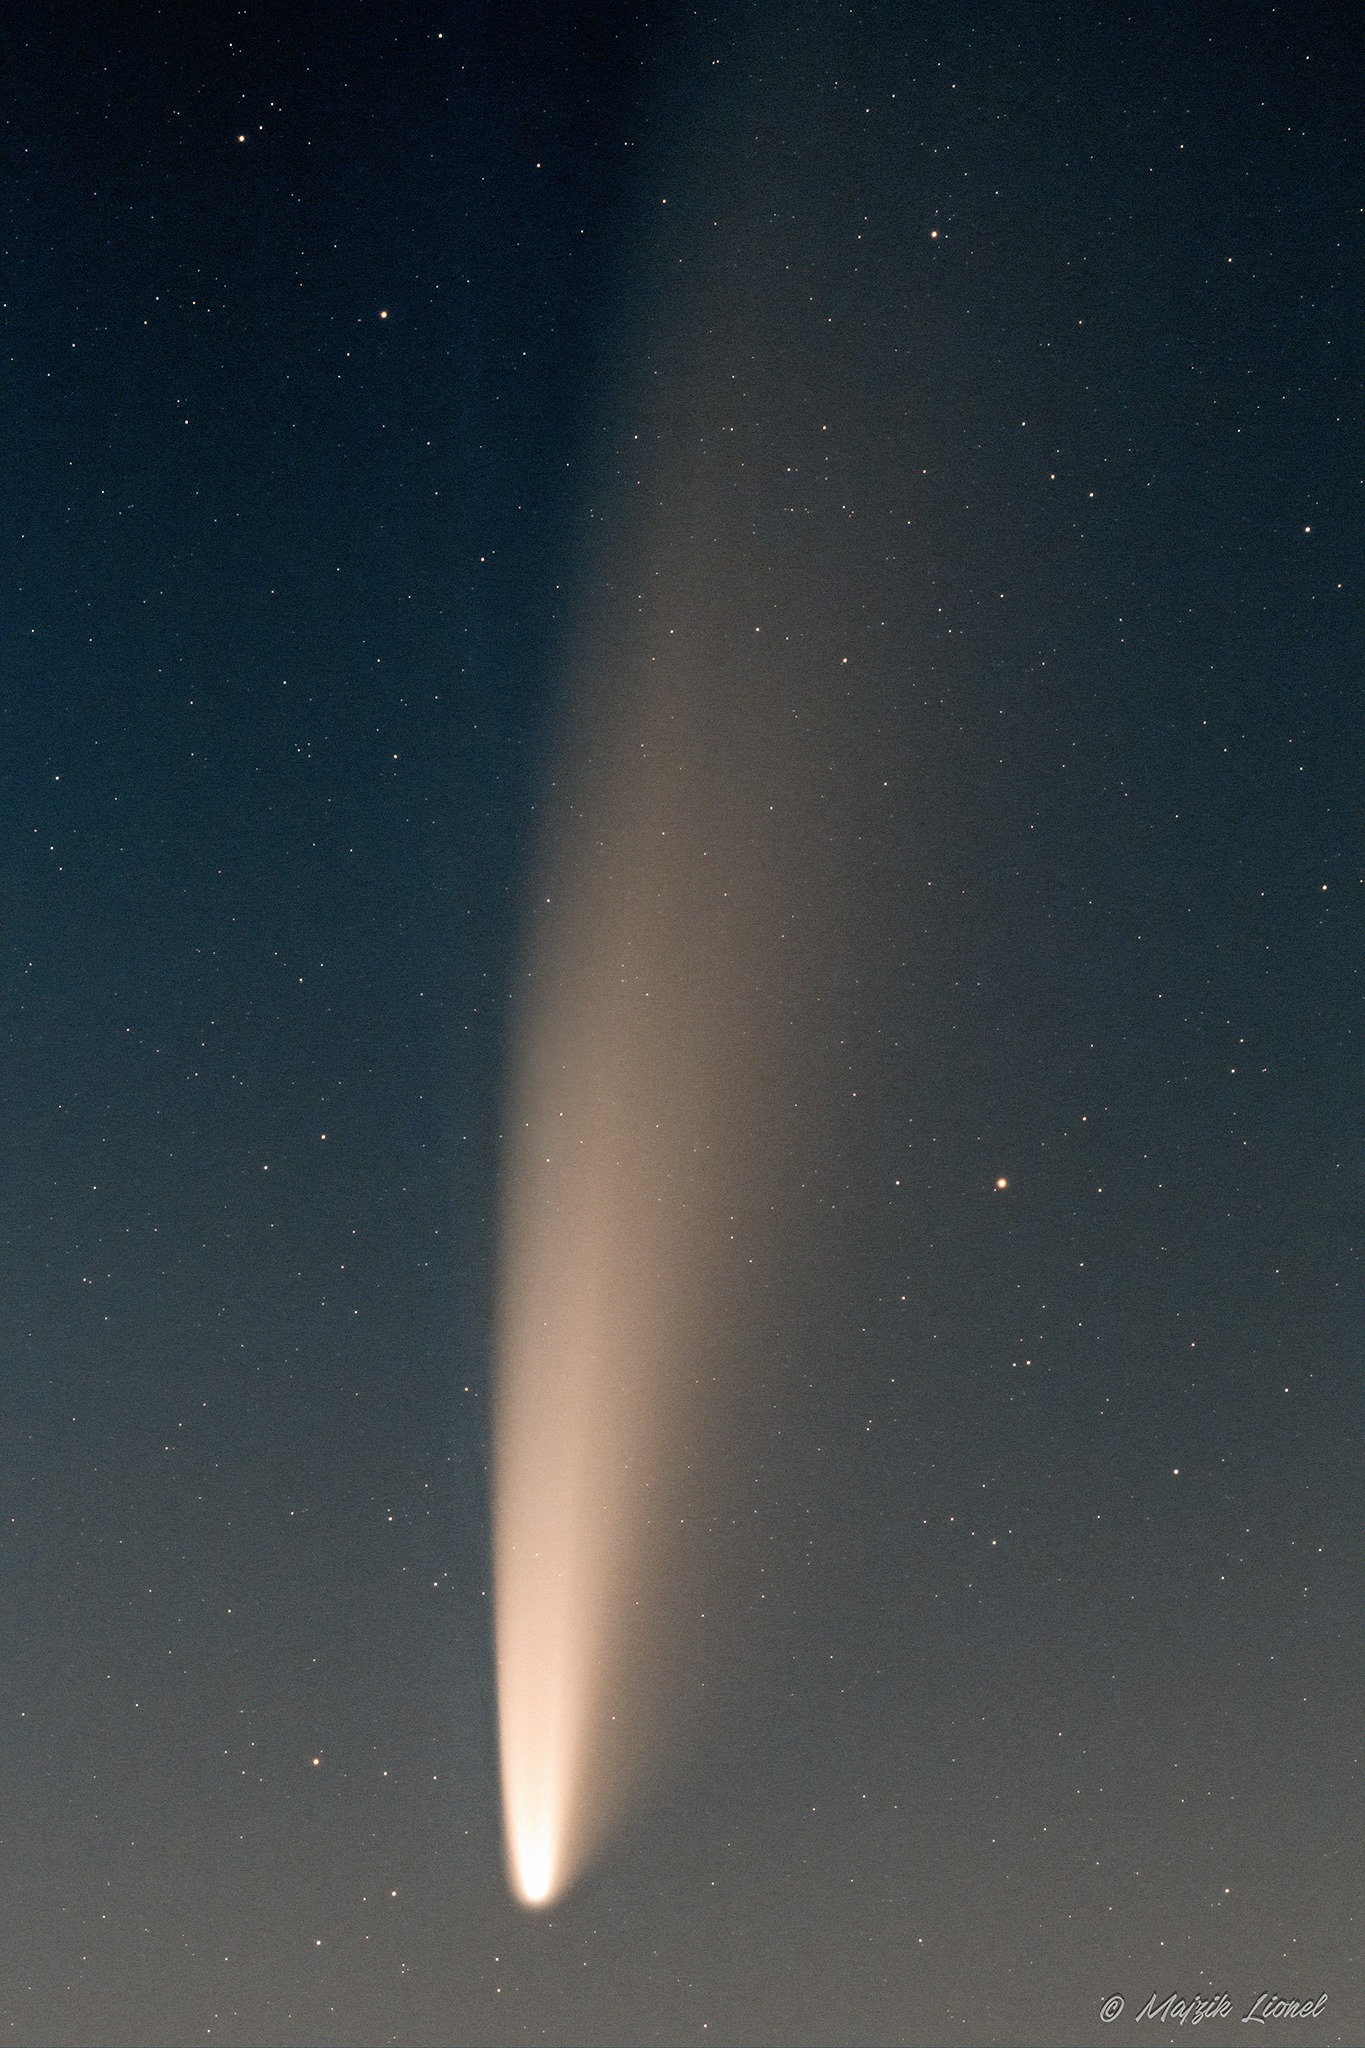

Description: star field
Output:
[0,3,1359,2044]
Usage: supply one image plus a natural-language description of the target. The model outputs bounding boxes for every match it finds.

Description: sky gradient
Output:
[2,4,1360,2043]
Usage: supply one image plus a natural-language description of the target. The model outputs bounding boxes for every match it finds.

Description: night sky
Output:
[2,4,1361,2045]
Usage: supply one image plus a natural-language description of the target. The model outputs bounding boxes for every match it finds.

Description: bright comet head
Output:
[509,1827,555,1909]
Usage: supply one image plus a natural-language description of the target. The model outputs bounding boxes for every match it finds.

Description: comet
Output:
[488,566,860,1901]
[490,35,885,1909]
[491,656,739,1906]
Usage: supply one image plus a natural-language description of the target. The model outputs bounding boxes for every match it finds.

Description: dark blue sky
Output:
[1,4,1359,2042]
